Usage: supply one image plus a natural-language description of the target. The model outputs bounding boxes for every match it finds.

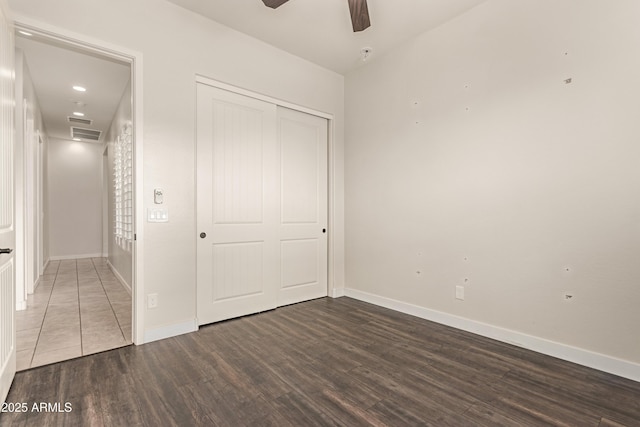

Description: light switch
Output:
[154,188,164,204]
[147,208,169,223]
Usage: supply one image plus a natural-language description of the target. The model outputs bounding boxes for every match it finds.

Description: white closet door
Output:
[196,84,279,325]
[196,84,329,325]
[0,0,16,403]
[277,107,328,306]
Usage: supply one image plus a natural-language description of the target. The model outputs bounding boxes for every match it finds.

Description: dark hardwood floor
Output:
[1,297,639,426]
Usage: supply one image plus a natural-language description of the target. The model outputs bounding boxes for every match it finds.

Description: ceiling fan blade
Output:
[262,0,290,9]
[347,0,371,32]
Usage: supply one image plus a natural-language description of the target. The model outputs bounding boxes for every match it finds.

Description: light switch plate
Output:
[147,208,168,223]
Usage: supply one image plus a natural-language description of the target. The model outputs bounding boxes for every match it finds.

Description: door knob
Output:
[0,248,13,254]
[200,232,207,239]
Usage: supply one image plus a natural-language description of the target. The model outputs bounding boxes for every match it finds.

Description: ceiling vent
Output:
[67,116,92,126]
[71,127,102,142]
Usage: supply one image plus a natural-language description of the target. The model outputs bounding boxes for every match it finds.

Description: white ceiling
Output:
[16,34,130,143]
[14,0,485,141]
[166,0,487,75]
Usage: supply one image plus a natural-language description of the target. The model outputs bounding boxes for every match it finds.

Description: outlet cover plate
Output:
[147,293,158,309]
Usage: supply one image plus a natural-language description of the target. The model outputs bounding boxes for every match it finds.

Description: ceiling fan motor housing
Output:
[261,0,371,32]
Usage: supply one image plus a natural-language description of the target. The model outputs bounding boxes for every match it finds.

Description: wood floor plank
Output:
[270,391,341,427]
[365,398,431,426]
[600,417,632,427]
[461,401,527,427]
[2,297,638,426]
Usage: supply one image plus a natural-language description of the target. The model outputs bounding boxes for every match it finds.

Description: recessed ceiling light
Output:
[72,112,85,117]
[18,31,33,37]
[73,86,86,92]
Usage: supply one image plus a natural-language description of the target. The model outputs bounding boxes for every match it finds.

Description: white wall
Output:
[9,0,345,338]
[345,0,640,369]
[47,138,103,258]
[105,80,132,288]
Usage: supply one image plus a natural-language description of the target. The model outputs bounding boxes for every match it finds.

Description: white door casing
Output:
[196,84,329,325]
[0,0,16,403]
[37,132,44,276]
[24,112,34,296]
[12,20,144,345]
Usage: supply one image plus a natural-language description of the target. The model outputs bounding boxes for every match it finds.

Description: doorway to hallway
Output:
[14,26,135,369]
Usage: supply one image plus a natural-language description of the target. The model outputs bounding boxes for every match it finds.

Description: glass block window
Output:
[114,123,133,251]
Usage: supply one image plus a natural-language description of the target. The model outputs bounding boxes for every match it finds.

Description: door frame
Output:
[36,131,43,278]
[194,74,339,300]
[14,16,145,344]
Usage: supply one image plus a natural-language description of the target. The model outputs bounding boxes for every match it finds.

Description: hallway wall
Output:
[47,138,104,259]
[105,80,132,288]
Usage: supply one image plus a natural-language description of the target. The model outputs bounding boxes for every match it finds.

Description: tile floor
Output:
[15,258,132,371]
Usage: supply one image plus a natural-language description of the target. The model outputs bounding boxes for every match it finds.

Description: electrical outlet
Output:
[147,293,158,309]
[455,286,465,300]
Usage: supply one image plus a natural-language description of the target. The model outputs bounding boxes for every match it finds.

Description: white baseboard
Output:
[331,287,345,298]
[32,259,52,293]
[30,259,51,295]
[107,260,132,295]
[49,253,105,261]
[41,258,50,276]
[16,300,27,311]
[143,319,198,344]
[344,288,640,383]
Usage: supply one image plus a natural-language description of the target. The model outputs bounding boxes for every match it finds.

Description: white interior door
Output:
[277,107,328,306]
[0,0,16,403]
[196,84,279,325]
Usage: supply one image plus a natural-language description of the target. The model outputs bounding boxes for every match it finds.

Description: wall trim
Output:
[344,288,640,383]
[144,319,198,344]
[195,75,334,120]
[49,253,104,261]
[30,258,51,295]
[107,260,131,295]
[32,258,50,294]
[331,288,345,298]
